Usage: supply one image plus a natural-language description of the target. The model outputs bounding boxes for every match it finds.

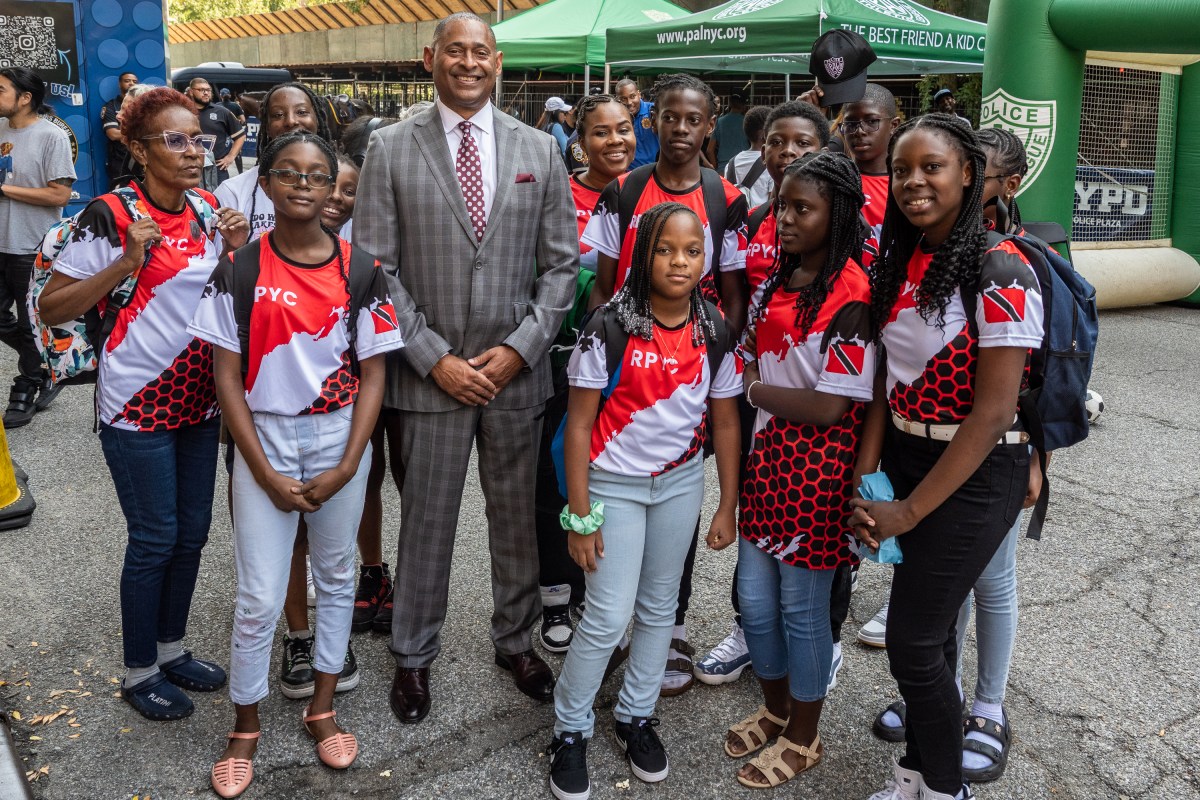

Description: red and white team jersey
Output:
[568,311,742,477]
[580,170,749,298]
[860,172,889,238]
[740,260,874,568]
[571,176,602,272]
[53,183,222,432]
[188,233,403,416]
[882,240,1044,425]
[744,205,778,312]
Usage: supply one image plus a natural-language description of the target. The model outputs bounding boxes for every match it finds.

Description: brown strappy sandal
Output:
[724,705,789,758]
[736,732,823,789]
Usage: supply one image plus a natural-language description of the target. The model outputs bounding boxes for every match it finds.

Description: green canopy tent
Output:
[493,0,690,88]
[605,0,987,78]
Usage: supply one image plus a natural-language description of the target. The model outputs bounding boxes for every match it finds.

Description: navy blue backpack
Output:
[970,229,1099,539]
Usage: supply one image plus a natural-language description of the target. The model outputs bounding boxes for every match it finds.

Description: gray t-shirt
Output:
[0,117,76,253]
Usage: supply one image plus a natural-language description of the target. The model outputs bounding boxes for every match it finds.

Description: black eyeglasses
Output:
[140,130,217,153]
[839,118,884,134]
[983,174,1013,182]
[268,168,333,189]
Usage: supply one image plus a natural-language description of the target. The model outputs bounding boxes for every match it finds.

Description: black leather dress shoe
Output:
[494,649,555,702]
[390,666,431,724]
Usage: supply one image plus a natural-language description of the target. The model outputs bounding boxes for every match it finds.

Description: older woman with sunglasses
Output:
[38,87,249,722]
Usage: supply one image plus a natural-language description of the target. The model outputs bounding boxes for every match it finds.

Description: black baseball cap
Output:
[809,30,877,108]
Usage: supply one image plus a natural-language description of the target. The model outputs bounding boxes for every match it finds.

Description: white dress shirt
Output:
[436,99,497,222]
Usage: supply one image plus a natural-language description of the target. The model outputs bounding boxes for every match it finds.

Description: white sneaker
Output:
[857,600,889,647]
[867,758,923,800]
[306,556,316,607]
[920,783,974,800]
[693,623,751,685]
[827,645,843,692]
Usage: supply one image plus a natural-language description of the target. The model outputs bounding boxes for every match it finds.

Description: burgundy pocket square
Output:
[515,173,537,184]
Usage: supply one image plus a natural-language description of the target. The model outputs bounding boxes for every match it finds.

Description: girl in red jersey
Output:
[548,202,741,800]
[854,115,1043,800]
[39,87,249,722]
[189,133,402,797]
[536,94,638,654]
[724,153,875,789]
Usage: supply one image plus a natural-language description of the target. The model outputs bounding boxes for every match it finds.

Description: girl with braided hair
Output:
[215,82,330,242]
[723,152,875,789]
[977,127,1027,234]
[534,93,636,656]
[853,114,1044,800]
[549,201,741,800]
[189,132,403,797]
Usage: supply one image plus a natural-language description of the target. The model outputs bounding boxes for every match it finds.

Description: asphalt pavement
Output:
[1,304,1197,800]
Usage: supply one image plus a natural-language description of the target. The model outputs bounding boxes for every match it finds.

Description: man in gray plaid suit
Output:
[354,12,579,724]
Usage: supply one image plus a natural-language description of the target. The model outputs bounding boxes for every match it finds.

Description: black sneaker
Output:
[352,563,392,633]
[613,717,668,783]
[540,604,575,653]
[548,732,590,800]
[279,634,315,699]
[372,592,394,634]
[3,378,38,429]
[34,373,63,412]
[335,642,360,693]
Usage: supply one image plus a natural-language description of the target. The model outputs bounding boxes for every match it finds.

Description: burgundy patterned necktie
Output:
[455,120,486,241]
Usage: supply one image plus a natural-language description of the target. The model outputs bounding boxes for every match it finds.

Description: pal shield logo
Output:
[854,0,930,25]
[981,89,1057,196]
[713,0,784,20]
[824,57,844,79]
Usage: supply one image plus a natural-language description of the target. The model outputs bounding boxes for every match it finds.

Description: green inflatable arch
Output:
[981,0,1200,306]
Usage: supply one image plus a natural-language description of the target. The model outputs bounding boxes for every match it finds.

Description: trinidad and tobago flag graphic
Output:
[982,282,1027,324]
[371,301,399,334]
[826,338,866,376]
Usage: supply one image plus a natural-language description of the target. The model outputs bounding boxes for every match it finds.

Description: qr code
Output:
[0,16,58,70]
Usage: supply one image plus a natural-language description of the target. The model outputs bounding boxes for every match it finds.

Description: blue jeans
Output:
[553,457,704,737]
[229,407,370,705]
[100,417,220,668]
[956,511,1021,705]
[737,539,836,702]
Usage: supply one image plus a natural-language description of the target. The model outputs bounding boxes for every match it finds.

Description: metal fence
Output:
[1075,62,1178,243]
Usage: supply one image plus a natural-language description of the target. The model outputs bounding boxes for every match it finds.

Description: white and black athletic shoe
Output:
[549,732,590,800]
[613,716,668,783]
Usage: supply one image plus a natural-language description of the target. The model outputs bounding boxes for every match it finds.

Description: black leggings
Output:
[883,427,1028,794]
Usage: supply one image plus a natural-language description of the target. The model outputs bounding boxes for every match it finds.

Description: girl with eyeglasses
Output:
[189,132,403,797]
[38,87,249,722]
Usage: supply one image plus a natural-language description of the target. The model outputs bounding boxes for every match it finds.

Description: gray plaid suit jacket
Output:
[353,103,579,412]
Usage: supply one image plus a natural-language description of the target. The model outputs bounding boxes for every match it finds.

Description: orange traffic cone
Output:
[0,423,34,530]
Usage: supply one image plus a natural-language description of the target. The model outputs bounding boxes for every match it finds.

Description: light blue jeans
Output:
[955,511,1021,705]
[228,406,371,705]
[553,457,705,737]
[737,538,837,702]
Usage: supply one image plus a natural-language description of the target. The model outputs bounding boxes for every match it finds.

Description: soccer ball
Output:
[1085,389,1105,424]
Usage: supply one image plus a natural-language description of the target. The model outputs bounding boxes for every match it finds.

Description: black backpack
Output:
[962,230,1100,539]
[549,302,730,496]
[616,164,729,270]
[229,238,377,378]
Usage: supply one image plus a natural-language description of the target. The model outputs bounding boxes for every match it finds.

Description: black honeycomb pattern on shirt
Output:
[303,353,358,415]
[890,324,976,425]
[738,403,864,569]
[119,339,217,432]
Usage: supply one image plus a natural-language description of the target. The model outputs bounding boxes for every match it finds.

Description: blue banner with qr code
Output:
[1073,165,1155,242]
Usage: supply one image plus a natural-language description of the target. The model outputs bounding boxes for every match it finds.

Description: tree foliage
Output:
[169,0,369,24]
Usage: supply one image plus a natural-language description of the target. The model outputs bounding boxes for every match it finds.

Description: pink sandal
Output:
[303,706,358,769]
[211,730,260,798]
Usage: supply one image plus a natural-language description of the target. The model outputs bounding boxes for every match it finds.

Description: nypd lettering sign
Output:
[1073,165,1154,242]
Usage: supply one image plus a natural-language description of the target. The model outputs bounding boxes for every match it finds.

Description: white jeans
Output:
[228,406,370,705]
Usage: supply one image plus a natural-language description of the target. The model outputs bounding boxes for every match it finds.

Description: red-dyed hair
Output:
[119,87,199,142]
